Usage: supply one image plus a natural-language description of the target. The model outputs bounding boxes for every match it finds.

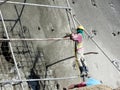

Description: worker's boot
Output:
[81,72,86,77]
[79,66,83,74]
[80,66,89,77]
[83,66,89,77]
[79,66,86,77]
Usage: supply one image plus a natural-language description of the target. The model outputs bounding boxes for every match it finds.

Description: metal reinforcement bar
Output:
[0,76,79,84]
[0,0,71,9]
[0,38,70,41]
[0,10,25,90]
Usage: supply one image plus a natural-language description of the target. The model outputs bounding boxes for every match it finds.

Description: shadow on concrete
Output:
[46,56,74,68]
[27,69,40,90]
[46,52,98,68]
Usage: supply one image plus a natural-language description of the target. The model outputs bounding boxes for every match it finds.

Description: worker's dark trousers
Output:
[79,66,88,74]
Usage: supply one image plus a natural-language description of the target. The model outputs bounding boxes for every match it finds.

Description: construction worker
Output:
[71,25,88,76]
[65,77,102,89]
[64,25,88,76]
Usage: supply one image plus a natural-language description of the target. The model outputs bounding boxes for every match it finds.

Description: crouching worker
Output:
[64,77,102,90]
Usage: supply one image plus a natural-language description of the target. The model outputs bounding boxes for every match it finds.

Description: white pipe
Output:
[0,0,71,9]
[0,37,70,41]
[0,10,25,90]
[0,76,79,84]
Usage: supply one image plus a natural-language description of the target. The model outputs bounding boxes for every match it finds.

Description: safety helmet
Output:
[77,25,85,30]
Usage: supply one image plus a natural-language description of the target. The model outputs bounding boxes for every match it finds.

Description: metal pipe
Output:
[0,38,69,41]
[0,10,25,90]
[0,1,71,9]
[10,0,26,31]
[0,76,79,84]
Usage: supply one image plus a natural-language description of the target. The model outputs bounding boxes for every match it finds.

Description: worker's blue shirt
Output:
[86,78,101,86]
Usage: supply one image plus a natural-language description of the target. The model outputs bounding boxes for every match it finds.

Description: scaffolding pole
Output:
[0,37,69,41]
[0,76,79,84]
[0,10,25,90]
[0,0,71,9]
